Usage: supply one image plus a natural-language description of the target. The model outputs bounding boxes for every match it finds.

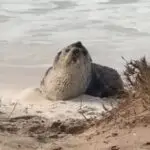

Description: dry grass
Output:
[123,56,150,96]
[123,56,150,109]
[99,56,150,129]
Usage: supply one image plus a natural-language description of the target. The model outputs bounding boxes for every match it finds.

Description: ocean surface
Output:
[0,0,150,90]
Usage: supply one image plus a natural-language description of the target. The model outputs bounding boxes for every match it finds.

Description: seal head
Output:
[40,41,92,100]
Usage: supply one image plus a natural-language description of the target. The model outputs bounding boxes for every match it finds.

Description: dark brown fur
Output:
[86,63,124,97]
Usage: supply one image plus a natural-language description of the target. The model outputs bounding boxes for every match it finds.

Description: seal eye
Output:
[82,50,87,56]
[65,48,70,53]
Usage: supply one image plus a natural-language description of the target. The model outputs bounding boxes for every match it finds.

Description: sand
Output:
[0,87,116,120]
[0,87,149,150]
[0,87,115,148]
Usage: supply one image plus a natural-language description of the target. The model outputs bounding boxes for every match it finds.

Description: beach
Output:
[0,0,150,149]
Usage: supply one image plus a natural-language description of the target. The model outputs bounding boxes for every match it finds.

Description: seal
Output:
[86,63,124,98]
[40,41,92,100]
[40,41,124,100]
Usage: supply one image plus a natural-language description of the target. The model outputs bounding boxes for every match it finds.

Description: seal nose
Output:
[73,48,79,55]
[74,41,82,48]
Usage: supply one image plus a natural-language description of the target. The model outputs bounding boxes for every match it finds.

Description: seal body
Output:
[40,41,92,100]
[86,63,124,97]
[40,41,124,100]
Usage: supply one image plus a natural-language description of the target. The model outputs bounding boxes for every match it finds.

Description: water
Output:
[0,0,150,89]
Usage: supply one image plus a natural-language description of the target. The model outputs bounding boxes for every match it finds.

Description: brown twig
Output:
[8,102,18,118]
[78,97,89,122]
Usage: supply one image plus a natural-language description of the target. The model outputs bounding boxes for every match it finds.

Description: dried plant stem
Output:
[8,102,18,118]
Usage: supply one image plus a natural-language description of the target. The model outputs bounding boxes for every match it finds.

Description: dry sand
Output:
[0,87,116,120]
[0,87,149,150]
[0,109,149,150]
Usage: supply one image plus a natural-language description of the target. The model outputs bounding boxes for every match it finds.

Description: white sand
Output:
[0,87,117,121]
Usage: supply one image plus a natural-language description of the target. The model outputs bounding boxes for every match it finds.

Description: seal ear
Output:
[54,51,62,64]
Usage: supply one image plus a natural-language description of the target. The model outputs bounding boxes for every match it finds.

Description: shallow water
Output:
[0,0,150,89]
